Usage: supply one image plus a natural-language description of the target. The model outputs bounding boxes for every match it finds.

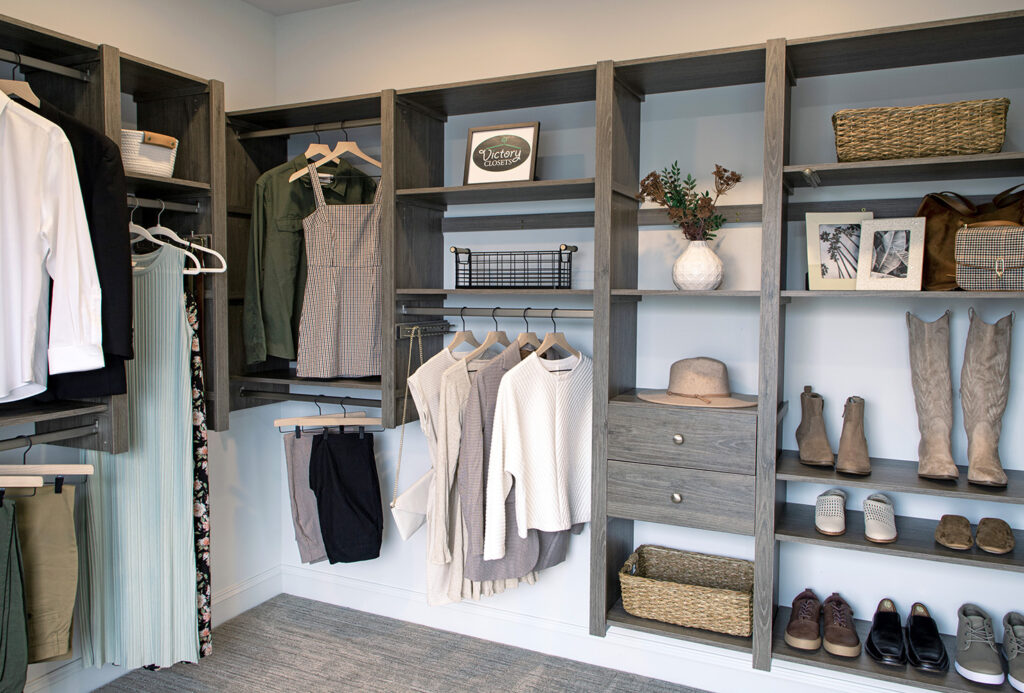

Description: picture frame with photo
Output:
[855,217,926,291]
[805,212,874,290]
[463,122,540,185]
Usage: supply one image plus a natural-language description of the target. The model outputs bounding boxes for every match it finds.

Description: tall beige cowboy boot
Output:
[907,312,958,480]
[796,386,834,466]
[961,308,1013,487]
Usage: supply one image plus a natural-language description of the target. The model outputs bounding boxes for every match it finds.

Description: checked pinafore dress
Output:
[296,163,382,378]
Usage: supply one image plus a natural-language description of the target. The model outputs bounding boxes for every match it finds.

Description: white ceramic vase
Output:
[672,240,723,290]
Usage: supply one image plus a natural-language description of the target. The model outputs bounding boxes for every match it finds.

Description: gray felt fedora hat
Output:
[637,357,756,408]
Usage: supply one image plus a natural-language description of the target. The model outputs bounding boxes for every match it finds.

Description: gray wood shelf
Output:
[782,290,1024,299]
[0,12,96,59]
[0,400,108,429]
[774,606,1013,693]
[397,178,596,206]
[611,390,761,415]
[126,173,211,197]
[608,600,752,653]
[615,44,765,95]
[120,53,207,96]
[783,152,1024,189]
[227,93,381,132]
[440,203,761,233]
[397,65,597,116]
[787,195,996,221]
[777,450,1024,505]
[787,10,1024,79]
[612,289,761,298]
[230,371,382,391]
[396,288,593,296]
[776,504,1024,573]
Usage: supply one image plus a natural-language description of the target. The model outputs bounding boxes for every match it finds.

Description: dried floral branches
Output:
[637,162,742,241]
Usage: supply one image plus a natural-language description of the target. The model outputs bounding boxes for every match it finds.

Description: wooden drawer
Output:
[607,459,755,535]
[607,398,756,475]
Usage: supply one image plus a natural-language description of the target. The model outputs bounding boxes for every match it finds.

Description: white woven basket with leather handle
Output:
[120,129,178,177]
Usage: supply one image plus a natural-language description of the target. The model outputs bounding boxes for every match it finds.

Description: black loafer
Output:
[866,598,906,666]
[905,602,949,673]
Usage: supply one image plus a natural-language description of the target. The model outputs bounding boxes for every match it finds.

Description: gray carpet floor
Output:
[100,594,706,692]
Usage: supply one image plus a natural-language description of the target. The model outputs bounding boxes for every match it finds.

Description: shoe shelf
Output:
[776,451,1024,506]
[783,151,1024,189]
[607,600,752,654]
[773,606,1013,693]
[396,178,596,206]
[776,504,1023,573]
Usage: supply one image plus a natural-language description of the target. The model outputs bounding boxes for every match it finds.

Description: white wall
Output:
[6,0,1024,691]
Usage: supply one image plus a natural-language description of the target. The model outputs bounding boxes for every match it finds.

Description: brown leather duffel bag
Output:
[917,183,1024,290]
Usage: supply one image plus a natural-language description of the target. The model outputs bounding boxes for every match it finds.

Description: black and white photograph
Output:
[856,217,926,291]
[805,212,873,290]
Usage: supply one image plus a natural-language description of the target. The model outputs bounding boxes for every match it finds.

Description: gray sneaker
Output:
[1006,612,1024,692]
[955,604,1005,686]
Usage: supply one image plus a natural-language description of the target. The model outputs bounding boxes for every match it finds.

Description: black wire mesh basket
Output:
[450,245,578,289]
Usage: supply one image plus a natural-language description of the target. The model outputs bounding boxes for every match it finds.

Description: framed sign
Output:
[805,212,874,290]
[464,122,539,185]
[855,217,926,291]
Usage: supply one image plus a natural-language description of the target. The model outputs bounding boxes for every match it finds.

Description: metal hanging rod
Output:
[237,388,381,409]
[400,306,594,319]
[0,48,90,82]
[236,117,382,140]
[0,422,99,453]
[128,196,201,215]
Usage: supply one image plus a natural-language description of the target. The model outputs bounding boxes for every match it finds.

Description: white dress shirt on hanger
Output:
[0,91,103,402]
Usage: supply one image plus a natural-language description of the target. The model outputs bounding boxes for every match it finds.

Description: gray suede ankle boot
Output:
[961,309,1013,487]
[836,396,870,475]
[796,386,833,466]
[907,312,958,480]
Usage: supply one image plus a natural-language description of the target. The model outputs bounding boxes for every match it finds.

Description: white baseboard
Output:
[280,564,925,693]
[24,566,284,693]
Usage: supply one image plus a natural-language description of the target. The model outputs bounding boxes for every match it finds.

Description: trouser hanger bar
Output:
[238,388,381,409]
[400,306,594,319]
[0,422,99,453]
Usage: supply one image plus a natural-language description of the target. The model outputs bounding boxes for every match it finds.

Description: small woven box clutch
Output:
[955,222,1024,291]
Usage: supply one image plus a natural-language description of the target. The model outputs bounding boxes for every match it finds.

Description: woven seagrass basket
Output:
[832,98,1009,162]
[619,544,753,637]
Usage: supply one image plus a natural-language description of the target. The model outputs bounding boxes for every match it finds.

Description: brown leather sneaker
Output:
[785,588,822,651]
[823,593,862,657]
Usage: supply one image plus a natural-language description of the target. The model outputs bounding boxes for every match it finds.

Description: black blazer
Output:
[29,99,133,399]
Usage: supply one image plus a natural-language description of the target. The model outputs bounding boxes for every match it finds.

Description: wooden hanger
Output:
[288,139,382,183]
[147,202,227,274]
[0,465,94,476]
[446,307,481,352]
[274,414,380,428]
[534,308,580,359]
[0,476,43,488]
[463,308,510,363]
[1,56,40,107]
[515,307,541,350]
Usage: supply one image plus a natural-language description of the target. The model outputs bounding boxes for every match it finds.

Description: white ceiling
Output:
[240,0,360,16]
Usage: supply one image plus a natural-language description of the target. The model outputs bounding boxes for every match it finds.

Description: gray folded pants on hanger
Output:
[284,432,328,564]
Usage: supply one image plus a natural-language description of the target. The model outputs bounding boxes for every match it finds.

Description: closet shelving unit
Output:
[0,14,228,450]
[761,10,1024,692]
[224,94,391,419]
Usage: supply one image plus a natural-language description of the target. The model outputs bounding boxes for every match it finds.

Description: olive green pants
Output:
[15,487,77,663]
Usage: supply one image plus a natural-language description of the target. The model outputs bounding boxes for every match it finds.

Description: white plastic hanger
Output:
[446,307,481,353]
[146,201,227,273]
[463,308,510,364]
[534,308,580,359]
[129,201,202,274]
[288,136,382,183]
[0,55,40,107]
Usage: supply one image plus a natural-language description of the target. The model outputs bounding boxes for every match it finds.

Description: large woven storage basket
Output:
[619,545,753,637]
[120,129,178,177]
[832,98,1009,162]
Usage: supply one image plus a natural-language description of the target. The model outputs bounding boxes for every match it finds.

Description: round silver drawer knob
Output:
[671,492,683,504]
[672,434,684,445]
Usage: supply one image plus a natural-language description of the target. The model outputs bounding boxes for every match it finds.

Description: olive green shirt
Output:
[243,155,377,364]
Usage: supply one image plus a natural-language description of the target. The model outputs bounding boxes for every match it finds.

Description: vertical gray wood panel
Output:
[205,80,229,431]
[592,60,641,637]
[753,37,788,672]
